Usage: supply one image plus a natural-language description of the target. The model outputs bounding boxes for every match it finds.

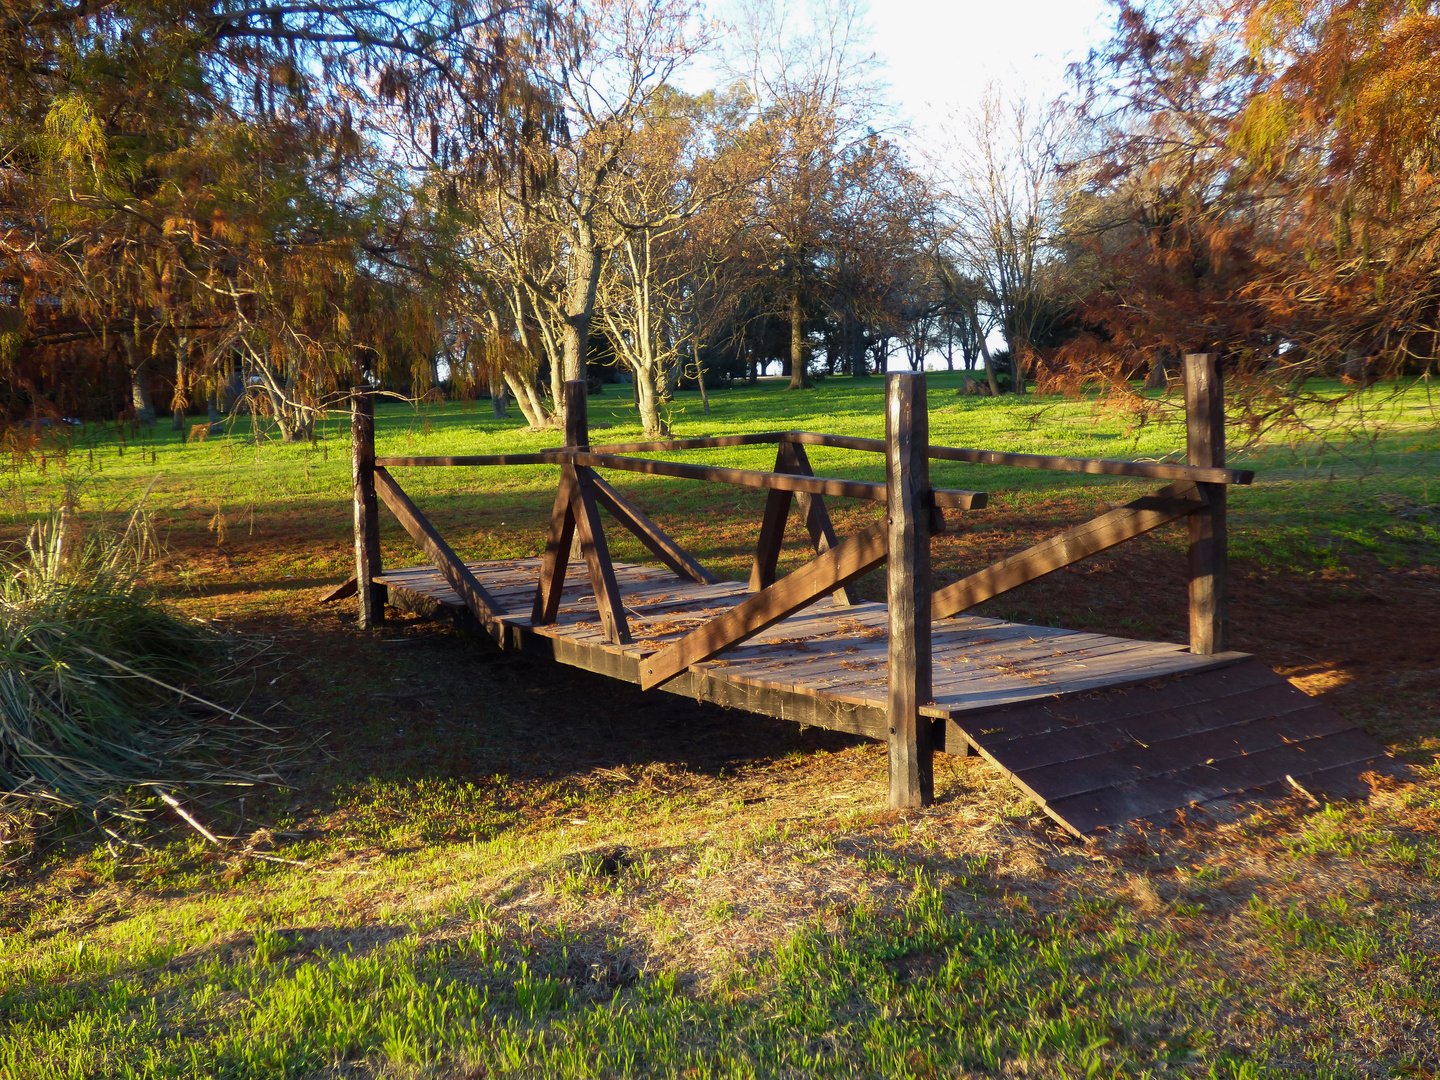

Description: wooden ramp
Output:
[375,557,1391,837]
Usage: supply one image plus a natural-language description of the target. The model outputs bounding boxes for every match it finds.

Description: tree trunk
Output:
[634,363,668,437]
[124,335,156,425]
[503,371,551,431]
[848,313,868,377]
[788,288,811,390]
[1144,350,1171,390]
[490,381,509,419]
[562,230,602,386]
[1010,350,1025,395]
[976,332,1001,397]
[207,390,222,432]
[171,335,189,431]
[694,339,710,416]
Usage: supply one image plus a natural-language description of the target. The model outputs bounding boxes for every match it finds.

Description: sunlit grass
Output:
[1,374,1437,1078]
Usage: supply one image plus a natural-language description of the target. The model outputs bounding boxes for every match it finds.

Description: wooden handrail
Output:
[378,450,988,510]
[380,432,1251,485]
[780,432,1254,485]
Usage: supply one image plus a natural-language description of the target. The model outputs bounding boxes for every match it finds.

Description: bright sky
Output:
[867,0,1115,137]
[868,0,1116,369]
[696,0,1120,372]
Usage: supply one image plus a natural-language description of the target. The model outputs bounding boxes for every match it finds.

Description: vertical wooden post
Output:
[1184,352,1228,653]
[351,386,383,629]
[886,373,933,808]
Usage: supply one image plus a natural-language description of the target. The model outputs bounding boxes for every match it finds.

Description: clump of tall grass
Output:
[1,499,279,843]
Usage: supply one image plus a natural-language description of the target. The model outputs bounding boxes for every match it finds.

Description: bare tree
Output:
[934,85,1078,393]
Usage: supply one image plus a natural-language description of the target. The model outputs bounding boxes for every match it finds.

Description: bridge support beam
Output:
[886,373,933,808]
[351,386,385,629]
[1185,353,1229,654]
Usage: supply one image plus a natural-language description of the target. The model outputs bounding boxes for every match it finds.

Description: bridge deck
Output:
[376,557,1391,836]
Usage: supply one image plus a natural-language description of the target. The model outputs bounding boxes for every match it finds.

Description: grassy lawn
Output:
[1,371,1438,1078]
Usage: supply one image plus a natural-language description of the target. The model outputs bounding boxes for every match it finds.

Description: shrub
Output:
[1,504,278,836]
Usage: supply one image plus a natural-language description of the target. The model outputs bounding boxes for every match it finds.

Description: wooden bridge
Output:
[329,358,1392,837]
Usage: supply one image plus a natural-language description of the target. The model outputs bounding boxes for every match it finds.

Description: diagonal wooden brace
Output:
[589,474,718,585]
[571,466,632,645]
[748,445,794,591]
[786,441,857,606]
[931,480,1205,620]
[640,518,889,691]
[532,467,579,625]
[372,468,506,644]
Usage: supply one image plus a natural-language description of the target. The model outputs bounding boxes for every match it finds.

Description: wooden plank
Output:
[320,575,358,603]
[788,442,857,606]
[561,451,987,509]
[531,468,579,624]
[1186,352,1229,654]
[375,453,553,467]
[572,466,632,645]
[886,373,933,808]
[949,659,1285,747]
[1014,705,1355,802]
[931,481,1204,619]
[782,431,1255,485]
[639,519,890,690]
[502,614,891,738]
[964,672,1300,758]
[1045,728,1386,834]
[589,474,719,585]
[351,388,384,628]
[581,432,786,453]
[371,467,505,643]
[749,444,795,591]
[374,447,986,509]
[927,653,1251,717]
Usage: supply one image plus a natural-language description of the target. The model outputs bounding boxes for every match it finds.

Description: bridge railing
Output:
[347,355,1245,807]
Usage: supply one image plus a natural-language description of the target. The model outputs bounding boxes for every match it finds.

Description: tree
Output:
[1063,0,1440,415]
[1,0,570,427]
[730,0,882,389]
[595,87,754,435]
[934,85,1079,393]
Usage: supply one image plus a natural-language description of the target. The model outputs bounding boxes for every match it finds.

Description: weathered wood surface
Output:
[377,447,987,508]
[748,445,795,592]
[374,555,1391,835]
[641,520,889,690]
[563,450,988,509]
[572,466,632,645]
[589,474,719,585]
[1185,353,1229,654]
[378,442,1252,487]
[781,431,1255,486]
[371,467,505,643]
[319,575,358,603]
[886,373,933,808]
[376,453,553,467]
[787,442,857,606]
[746,442,857,604]
[351,388,384,628]
[532,469,579,624]
[931,481,1205,619]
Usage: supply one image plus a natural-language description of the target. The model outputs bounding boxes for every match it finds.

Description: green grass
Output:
[4,372,1438,582]
[1,372,1437,1078]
